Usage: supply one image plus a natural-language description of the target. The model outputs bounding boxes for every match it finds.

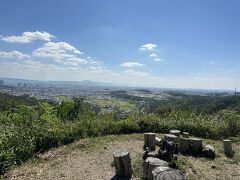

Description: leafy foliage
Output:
[0,93,240,175]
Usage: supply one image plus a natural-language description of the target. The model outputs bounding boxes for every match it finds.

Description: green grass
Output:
[132,155,144,179]
[86,97,138,113]
[64,133,144,152]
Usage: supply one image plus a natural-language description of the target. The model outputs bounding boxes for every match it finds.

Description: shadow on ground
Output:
[111,175,131,180]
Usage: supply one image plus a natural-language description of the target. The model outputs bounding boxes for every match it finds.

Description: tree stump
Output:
[164,134,178,142]
[158,140,176,161]
[182,132,189,138]
[223,140,233,158]
[152,166,184,180]
[142,150,150,160]
[156,137,162,147]
[189,138,202,156]
[169,130,181,137]
[179,138,190,155]
[144,157,168,180]
[202,145,215,159]
[113,149,132,178]
[144,133,156,151]
[164,134,179,153]
[148,151,158,158]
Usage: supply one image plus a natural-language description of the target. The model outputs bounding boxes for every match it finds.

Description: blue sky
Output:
[0,0,240,89]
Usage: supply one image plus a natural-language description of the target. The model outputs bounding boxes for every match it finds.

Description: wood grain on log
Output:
[223,140,233,158]
[152,166,184,180]
[113,149,132,178]
[179,138,190,155]
[144,133,156,151]
[189,138,202,156]
[144,157,168,180]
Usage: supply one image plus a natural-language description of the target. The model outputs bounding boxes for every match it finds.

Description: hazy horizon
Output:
[1,0,240,89]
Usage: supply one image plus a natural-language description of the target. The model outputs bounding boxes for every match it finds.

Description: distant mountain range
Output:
[0,77,114,87]
[0,77,236,94]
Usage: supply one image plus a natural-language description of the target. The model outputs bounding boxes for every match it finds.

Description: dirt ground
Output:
[5,136,143,180]
[4,134,240,180]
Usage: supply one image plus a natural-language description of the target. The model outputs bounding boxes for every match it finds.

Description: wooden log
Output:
[158,140,176,161]
[113,149,132,178]
[152,166,184,180]
[144,133,156,151]
[164,134,179,153]
[142,150,149,160]
[148,151,158,158]
[179,138,190,155]
[143,151,158,160]
[169,129,181,137]
[156,137,162,147]
[164,134,178,142]
[223,140,233,158]
[144,157,168,180]
[189,138,203,156]
[182,132,189,138]
[202,145,215,159]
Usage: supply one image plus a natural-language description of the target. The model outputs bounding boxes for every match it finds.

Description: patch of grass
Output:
[86,97,138,113]
[132,155,143,179]
[175,155,188,172]
[65,134,143,152]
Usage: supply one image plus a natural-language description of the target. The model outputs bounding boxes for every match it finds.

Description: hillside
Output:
[1,92,240,177]
[4,134,240,180]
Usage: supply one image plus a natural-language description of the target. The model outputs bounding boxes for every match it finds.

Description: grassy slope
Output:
[86,97,138,113]
[4,134,240,180]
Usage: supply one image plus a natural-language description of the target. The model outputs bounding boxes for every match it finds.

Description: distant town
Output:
[0,77,238,101]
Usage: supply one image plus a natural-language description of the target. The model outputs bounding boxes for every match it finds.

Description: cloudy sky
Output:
[0,0,240,89]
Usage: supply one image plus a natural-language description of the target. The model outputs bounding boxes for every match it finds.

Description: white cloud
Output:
[149,53,165,62]
[64,57,88,66]
[1,31,55,43]
[121,62,145,68]
[33,42,83,60]
[140,43,157,51]
[0,50,30,59]
[89,66,102,71]
[154,58,164,62]
[149,53,157,57]
[219,67,234,72]
[206,61,215,66]
[23,59,42,66]
[89,59,102,66]
[0,60,119,82]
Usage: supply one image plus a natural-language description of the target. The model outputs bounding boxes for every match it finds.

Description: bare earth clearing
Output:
[5,134,240,180]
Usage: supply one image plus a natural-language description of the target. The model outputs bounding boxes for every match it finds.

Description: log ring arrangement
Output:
[112,130,234,180]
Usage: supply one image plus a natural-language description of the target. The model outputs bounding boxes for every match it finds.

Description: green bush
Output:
[0,96,240,175]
